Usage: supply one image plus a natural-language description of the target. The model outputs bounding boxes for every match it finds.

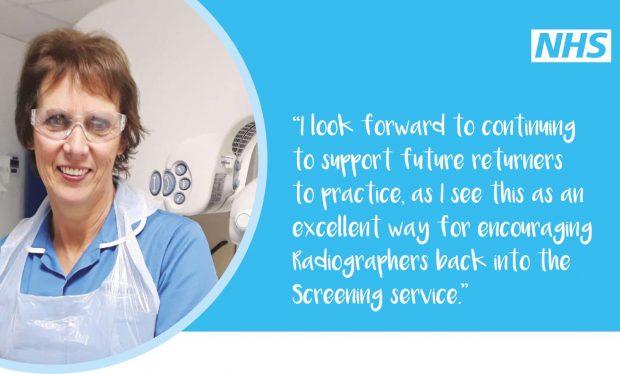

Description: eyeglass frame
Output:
[30,108,127,143]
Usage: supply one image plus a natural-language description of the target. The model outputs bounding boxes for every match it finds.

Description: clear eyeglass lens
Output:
[33,109,124,143]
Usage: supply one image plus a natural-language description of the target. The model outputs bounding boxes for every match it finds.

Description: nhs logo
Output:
[531,29,612,63]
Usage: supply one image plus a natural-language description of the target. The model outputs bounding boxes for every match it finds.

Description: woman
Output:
[0,29,218,364]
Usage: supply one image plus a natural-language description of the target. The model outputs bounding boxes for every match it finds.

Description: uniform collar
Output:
[28,204,118,279]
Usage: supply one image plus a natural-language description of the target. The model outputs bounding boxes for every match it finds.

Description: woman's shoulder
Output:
[137,209,213,283]
[144,210,204,236]
[139,210,208,252]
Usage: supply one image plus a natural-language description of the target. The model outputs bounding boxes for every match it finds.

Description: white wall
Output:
[0,35,26,237]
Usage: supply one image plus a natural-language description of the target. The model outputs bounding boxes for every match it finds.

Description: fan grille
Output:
[232,122,256,157]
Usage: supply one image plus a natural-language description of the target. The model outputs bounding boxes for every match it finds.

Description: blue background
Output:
[189,0,619,331]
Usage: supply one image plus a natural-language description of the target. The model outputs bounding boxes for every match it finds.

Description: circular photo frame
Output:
[0,0,265,371]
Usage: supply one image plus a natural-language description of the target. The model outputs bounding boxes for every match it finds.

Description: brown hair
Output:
[14,28,144,176]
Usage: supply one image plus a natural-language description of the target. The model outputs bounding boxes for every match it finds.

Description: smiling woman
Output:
[32,76,123,214]
[0,29,218,364]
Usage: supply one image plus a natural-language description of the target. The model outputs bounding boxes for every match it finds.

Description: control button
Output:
[174,162,188,176]
[179,178,191,190]
[163,171,175,196]
[174,192,186,205]
[149,171,162,196]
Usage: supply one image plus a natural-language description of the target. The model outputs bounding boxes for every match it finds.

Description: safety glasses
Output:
[30,108,126,143]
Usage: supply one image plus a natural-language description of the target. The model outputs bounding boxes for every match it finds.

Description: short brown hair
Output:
[15,28,144,176]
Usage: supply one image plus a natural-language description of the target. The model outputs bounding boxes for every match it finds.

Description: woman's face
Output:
[32,76,122,208]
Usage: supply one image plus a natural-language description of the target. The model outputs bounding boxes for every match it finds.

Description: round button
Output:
[179,178,191,190]
[235,211,251,229]
[174,192,186,205]
[163,171,175,196]
[174,162,188,176]
[149,171,162,196]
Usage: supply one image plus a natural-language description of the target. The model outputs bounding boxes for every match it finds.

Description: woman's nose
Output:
[62,124,89,157]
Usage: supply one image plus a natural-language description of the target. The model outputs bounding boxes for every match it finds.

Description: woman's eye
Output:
[44,114,70,128]
[87,117,112,133]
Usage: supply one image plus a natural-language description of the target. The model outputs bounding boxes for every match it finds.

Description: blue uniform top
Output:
[0,207,218,336]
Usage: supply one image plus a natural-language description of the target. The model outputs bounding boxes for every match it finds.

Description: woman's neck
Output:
[49,185,115,275]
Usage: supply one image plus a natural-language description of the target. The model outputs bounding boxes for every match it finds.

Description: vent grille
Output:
[232,122,256,157]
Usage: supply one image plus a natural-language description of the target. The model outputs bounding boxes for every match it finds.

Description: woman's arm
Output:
[152,217,218,336]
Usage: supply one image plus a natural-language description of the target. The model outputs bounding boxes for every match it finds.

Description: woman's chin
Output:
[53,190,92,207]
[48,182,98,207]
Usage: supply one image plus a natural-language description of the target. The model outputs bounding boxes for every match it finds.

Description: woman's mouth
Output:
[58,166,91,180]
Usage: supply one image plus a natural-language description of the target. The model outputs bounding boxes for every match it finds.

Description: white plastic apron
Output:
[0,182,162,364]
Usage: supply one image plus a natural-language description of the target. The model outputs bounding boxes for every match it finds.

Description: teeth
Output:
[60,166,88,176]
